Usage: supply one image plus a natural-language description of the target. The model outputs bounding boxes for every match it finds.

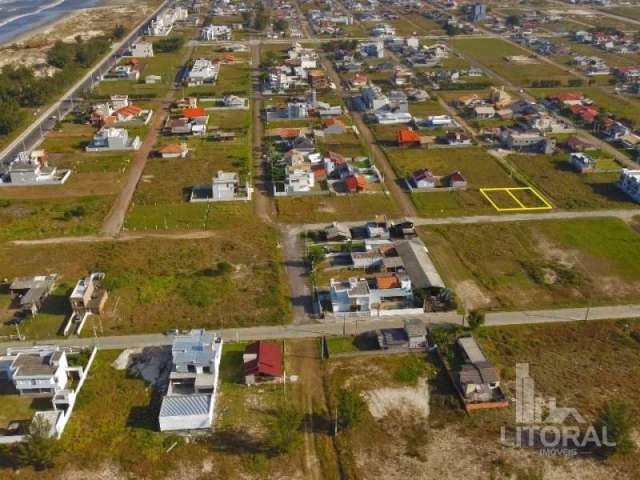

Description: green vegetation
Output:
[420,218,640,311]
[337,388,366,431]
[596,400,635,457]
[15,416,62,470]
[450,38,576,86]
[385,147,519,217]
[275,194,401,224]
[265,403,304,455]
[0,233,290,337]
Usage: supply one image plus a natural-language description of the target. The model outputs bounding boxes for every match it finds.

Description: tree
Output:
[337,388,366,431]
[112,24,126,40]
[46,40,76,68]
[467,310,485,330]
[153,36,185,53]
[16,417,61,470]
[273,18,289,32]
[506,15,521,27]
[216,260,232,275]
[265,403,303,454]
[0,98,24,135]
[596,400,634,457]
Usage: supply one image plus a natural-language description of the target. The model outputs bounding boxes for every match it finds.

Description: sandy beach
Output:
[0,0,161,74]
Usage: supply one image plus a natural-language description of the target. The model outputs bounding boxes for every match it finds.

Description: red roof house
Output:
[243,341,284,385]
[344,174,367,192]
[182,107,208,119]
[397,128,421,147]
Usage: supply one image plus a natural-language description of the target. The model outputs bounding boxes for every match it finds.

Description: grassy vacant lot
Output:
[450,38,576,86]
[126,110,251,231]
[325,353,436,479]
[0,195,114,241]
[385,147,519,217]
[275,194,401,224]
[505,153,636,210]
[420,218,640,311]
[0,231,290,338]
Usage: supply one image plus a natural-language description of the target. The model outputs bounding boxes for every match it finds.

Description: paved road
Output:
[0,0,170,166]
[2,303,639,353]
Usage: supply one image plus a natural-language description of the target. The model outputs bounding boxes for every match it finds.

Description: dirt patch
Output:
[533,232,577,269]
[317,202,336,213]
[455,279,492,310]
[364,378,430,420]
[62,462,125,480]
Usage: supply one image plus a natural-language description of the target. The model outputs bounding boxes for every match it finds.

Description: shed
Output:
[158,394,213,431]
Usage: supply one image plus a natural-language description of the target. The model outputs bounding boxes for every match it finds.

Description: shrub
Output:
[595,400,634,457]
[337,388,366,431]
[265,403,303,455]
[467,310,485,330]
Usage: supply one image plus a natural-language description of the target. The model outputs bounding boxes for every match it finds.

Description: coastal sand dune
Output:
[0,0,159,73]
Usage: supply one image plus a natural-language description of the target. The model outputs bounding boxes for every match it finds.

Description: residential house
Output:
[190,170,252,202]
[284,168,315,194]
[447,171,467,188]
[456,336,501,403]
[473,105,496,119]
[158,143,189,159]
[397,128,421,148]
[201,24,232,40]
[129,42,154,58]
[344,174,367,192]
[159,330,223,431]
[323,118,346,135]
[359,40,384,58]
[69,273,108,318]
[324,222,352,241]
[410,168,436,189]
[243,341,284,385]
[617,169,640,203]
[329,273,413,313]
[569,152,594,173]
[1,150,70,186]
[86,127,141,152]
[185,59,219,85]
[9,274,58,316]
[0,346,68,396]
[308,69,329,89]
[376,319,427,350]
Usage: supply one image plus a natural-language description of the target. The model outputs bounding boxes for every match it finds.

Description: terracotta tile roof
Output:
[159,144,187,154]
[375,275,401,289]
[345,174,367,191]
[116,105,142,117]
[397,128,420,145]
[278,128,302,139]
[182,107,208,118]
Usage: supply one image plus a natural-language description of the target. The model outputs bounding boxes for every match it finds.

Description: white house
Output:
[569,152,594,173]
[329,274,413,313]
[85,128,141,152]
[617,169,640,203]
[201,24,232,41]
[285,169,315,194]
[129,42,154,58]
[0,347,69,395]
[185,59,219,85]
[159,330,223,432]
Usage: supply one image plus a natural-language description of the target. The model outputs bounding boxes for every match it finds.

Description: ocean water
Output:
[0,0,102,45]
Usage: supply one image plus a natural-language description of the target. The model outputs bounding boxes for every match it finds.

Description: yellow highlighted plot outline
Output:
[480,187,553,212]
